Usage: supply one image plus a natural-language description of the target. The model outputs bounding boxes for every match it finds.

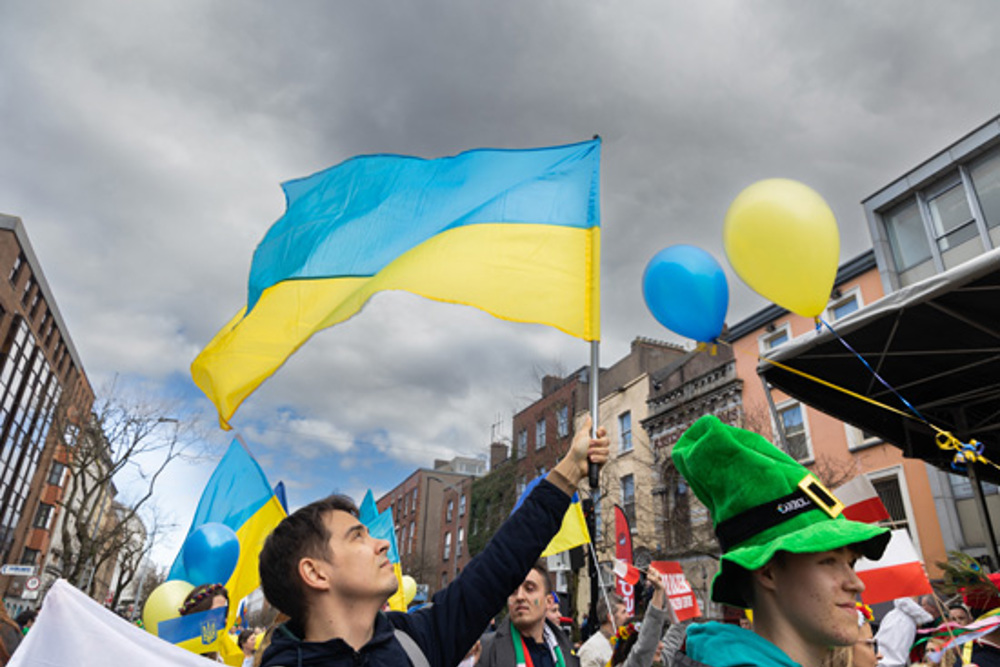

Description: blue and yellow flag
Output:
[167,440,286,662]
[157,606,233,656]
[359,490,407,611]
[192,139,602,428]
[512,476,591,557]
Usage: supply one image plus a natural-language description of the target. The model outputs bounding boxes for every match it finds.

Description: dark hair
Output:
[180,583,229,616]
[531,559,551,595]
[610,623,640,666]
[238,628,255,651]
[14,610,36,629]
[259,494,359,626]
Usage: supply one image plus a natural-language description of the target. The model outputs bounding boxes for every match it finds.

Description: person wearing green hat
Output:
[668,415,891,667]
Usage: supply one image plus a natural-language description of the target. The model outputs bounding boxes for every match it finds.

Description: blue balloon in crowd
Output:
[642,245,729,343]
[182,522,240,587]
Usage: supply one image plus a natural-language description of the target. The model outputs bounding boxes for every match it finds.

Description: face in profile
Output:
[761,548,865,649]
[852,622,881,667]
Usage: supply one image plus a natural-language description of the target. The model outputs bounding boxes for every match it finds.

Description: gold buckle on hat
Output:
[797,475,844,518]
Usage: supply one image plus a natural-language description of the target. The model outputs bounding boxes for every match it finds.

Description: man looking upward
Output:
[258,416,609,667]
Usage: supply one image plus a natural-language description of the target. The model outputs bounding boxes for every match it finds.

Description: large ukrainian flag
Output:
[167,440,286,658]
[192,139,601,428]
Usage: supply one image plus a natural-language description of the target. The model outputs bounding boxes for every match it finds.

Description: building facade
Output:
[861,113,1000,566]
[0,215,94,613]
[377,458,478,598]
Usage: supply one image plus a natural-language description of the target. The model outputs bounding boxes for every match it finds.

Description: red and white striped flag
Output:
[614,558,641,585]
[856,529,933,605]
[834,475,891,524]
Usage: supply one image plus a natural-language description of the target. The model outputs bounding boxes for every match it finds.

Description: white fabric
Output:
[9,579,210,667]
[874,597,935,667]
[577,629,613,667]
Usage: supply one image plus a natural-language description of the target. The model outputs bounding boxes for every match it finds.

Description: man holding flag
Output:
[257,417,608,667]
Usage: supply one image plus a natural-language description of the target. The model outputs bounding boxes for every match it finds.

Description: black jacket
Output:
[261,478,571,667]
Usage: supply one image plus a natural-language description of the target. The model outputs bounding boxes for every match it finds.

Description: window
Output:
[557,406,569,438]
[517,430,527,459]
[777,402,811,462]
[949,473,999,500]
[47,461,65,486]
[535,465,546,480]
[884,198,933,272]
[446,499,454,523]
[621,474,635,526]
[971,148,1000,234]
[458,494,466,517]
[516,475,526,497]
[21,277,34,306]
[63,423,79,447]
[759,324,791,353]
[33,503,53,529]
[536,417,546,449]
[411,488,418,513]
[8,253,23,285]
[20,548,39,565]
[926,176,981,268]
[441,572,448,588]
[443,531,452,560]
[457,527,464,557]
[872,474,912,534]
[619,411,632,453]
[409,521,416,554]
[846,424,880,450]
[827,289,861,322]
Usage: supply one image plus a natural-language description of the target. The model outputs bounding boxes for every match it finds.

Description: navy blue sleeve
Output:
[389,478,572,667]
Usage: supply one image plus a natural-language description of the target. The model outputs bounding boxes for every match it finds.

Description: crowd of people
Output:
[5,415,1000,667]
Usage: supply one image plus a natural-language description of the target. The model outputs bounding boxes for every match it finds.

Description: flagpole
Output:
[588,340,600,488]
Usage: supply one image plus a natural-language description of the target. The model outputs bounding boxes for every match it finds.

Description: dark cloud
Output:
[3,1,1000,556]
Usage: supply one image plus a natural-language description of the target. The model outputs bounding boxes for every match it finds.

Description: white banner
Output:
[9,579,210,667]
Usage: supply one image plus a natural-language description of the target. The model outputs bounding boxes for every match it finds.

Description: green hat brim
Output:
[711,514,890,609]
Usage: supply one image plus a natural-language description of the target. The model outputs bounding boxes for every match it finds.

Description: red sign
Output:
[613,506,635,615]
[651,561,701,621]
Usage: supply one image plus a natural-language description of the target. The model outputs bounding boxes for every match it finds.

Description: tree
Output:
[46,383,198,600]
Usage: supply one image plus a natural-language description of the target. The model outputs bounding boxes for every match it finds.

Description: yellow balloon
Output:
[401,575,418,605]
[143,579,194,637]
[723,179,840,318]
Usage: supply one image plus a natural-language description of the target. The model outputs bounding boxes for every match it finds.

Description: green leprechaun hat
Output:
[672,414,890,609]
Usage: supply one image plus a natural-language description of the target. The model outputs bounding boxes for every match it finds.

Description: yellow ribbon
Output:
[759,356,1000,473]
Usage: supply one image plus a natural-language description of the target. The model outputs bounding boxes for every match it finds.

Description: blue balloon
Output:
[642,245,729,342]
[182,522,240,587]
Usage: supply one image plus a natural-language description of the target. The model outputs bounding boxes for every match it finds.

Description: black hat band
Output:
[714,475,844,553]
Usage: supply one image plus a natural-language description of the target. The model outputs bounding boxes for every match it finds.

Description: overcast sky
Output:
[3,1,1000,565]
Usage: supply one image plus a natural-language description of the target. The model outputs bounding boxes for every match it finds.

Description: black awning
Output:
[758,248,1000,483]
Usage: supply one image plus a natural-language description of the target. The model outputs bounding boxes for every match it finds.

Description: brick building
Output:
[0,214,94,612]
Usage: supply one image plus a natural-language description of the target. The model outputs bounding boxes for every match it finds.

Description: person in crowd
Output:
[666,415,890,667]
[576,593,627,667]
[874,596,936,667]
[179,583,230,662]
[13,610,35,636]
[0,606,21,666]
[609,564,672,667]
[257,417,609,667]
[823,605,882,667]
[477,560,578,667]
[947,603,973,625]
[238,628,262,667]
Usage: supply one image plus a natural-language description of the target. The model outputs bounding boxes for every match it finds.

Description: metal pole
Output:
[758,372,791,452]
[967,462,1000,568]
[588,341,600,488]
